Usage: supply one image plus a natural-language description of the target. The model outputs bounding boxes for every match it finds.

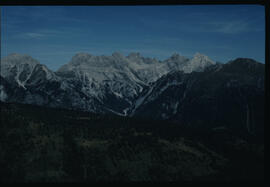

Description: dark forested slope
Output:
[0,102,264,182]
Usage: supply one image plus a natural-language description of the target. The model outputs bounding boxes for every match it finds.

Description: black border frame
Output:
[0,0,267,5]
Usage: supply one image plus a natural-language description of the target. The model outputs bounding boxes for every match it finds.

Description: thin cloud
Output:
[14,28,87,40]
[201,20,261,34]
[16,32,46,39]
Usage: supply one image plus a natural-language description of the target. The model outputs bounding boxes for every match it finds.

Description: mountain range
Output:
[0,52,264,137]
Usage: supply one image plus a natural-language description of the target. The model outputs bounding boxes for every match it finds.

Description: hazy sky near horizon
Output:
[1,5,265,70]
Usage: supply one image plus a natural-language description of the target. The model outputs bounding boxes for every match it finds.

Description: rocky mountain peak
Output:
[224,58,264,76]
[192,52,214,63]
[1,54,40,78]
[0,52,264,126]
[127,52,141,59]
[70,53,93,64]
[112,52,124,59]
[1,53,40,66]
[170,53,181,59]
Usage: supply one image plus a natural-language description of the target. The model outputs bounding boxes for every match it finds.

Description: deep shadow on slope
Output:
[0,102,264,182]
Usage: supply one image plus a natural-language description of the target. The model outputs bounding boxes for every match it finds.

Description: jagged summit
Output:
[1,52,218,77]
[192,52,214,64]
[112,52,124,58]
[127,52,141,58]
[169,53,182,59]
[4,53,24,58]
[0,52,264,124]
[166,53,188,63]
[1,53,58,90]
[3,53,36,60]
[4,53,31,59]
[1,53,40,78]
[1,53,40,66]
[70,53,93,63]
[194,52,207,57]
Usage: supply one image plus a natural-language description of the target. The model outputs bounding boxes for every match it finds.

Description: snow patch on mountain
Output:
[147,80,184,104]
[183,52,216,73]
[0,85,8,101]
[0,53,38,77]
[172,101,179,115]
[0,52,217,115]
[130,86,154,116]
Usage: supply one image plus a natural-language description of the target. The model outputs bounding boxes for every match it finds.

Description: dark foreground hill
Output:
[0,102,264,182]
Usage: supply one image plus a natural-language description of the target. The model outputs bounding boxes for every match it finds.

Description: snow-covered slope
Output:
[0,53,58,90]
[132,58,264,136]
[56,52,146,114]
[0,54,264,136]
[0,85,8,101]
[183,52,216,73]
[1,52,217,115]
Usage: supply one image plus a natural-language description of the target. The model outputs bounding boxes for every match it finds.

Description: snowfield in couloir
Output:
[0,52,216,115]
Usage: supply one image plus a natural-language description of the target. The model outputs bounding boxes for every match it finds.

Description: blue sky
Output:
[1,5,265,70]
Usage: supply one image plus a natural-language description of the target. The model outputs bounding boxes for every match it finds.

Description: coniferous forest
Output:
[0,102,264,182]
